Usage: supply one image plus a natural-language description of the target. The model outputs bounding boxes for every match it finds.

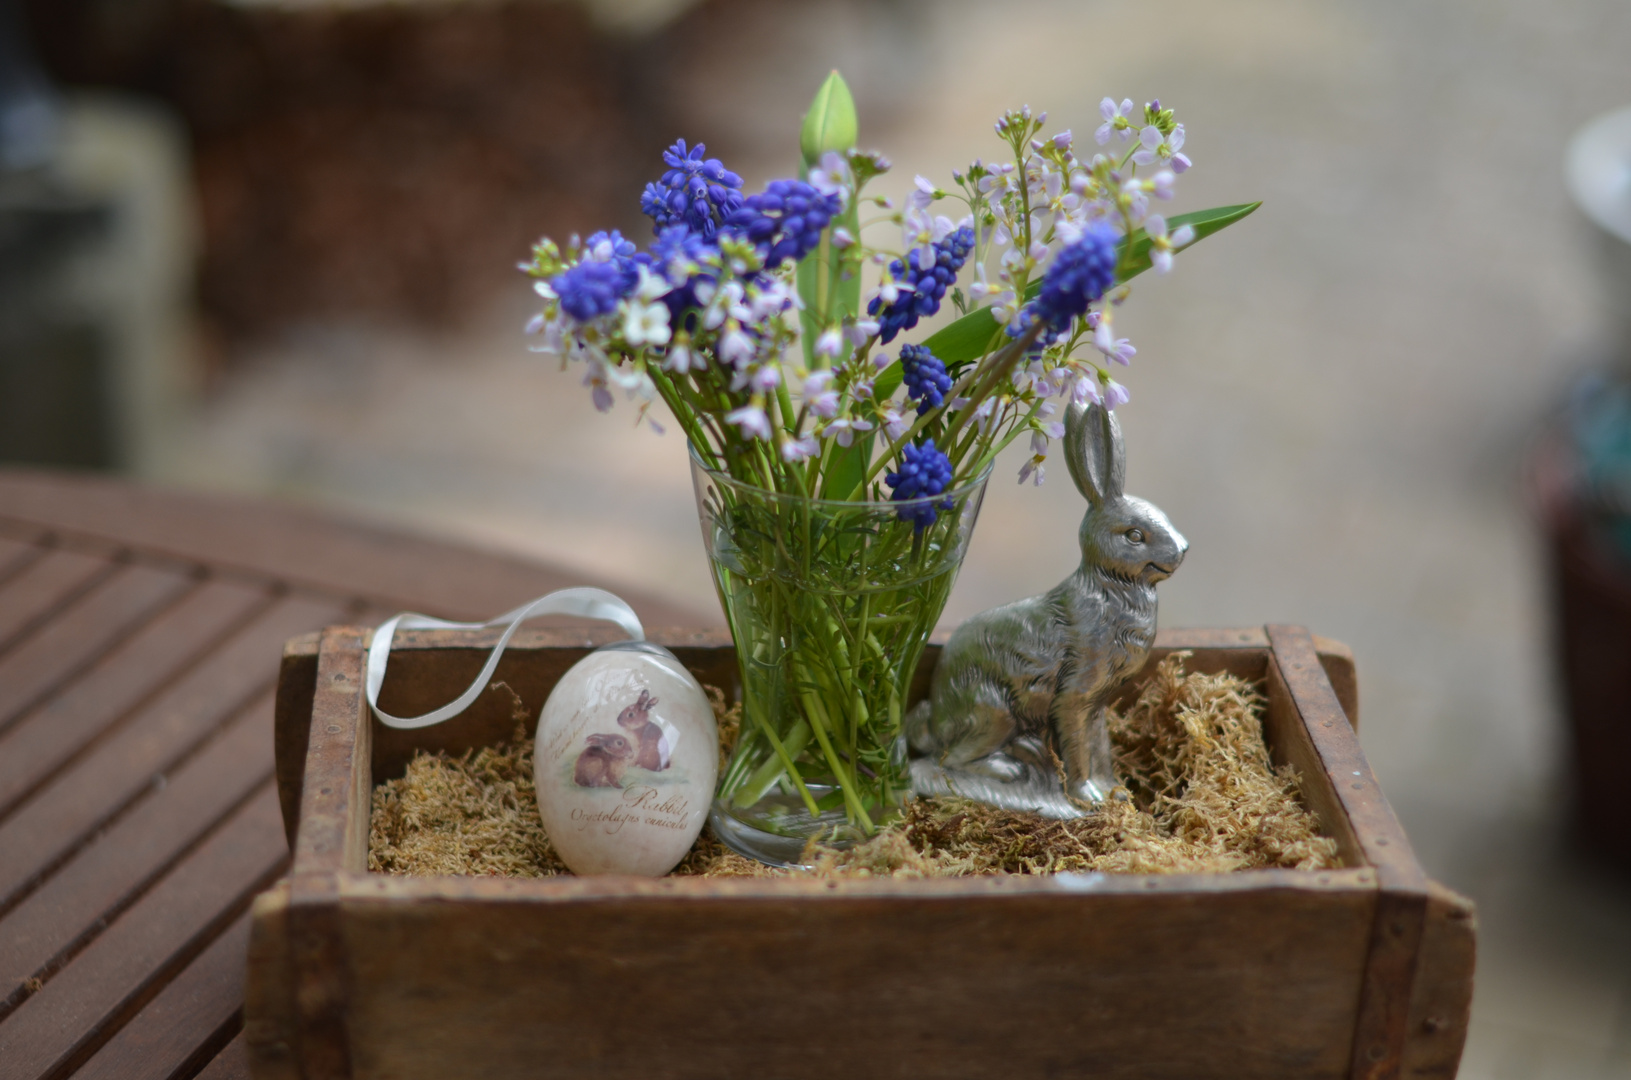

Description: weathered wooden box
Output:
[248,624,1475,1080]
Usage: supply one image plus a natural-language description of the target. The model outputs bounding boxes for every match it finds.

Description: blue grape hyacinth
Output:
[552,259,634,323]
[868,226,976,344]
[648,225,719,321]
[725,179,842,269]
[899,343,952,414]
[1023,224,1119,335]
[641,140,744,239]
[886,438,956,529]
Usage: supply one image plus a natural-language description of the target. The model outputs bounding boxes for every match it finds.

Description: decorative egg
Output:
[533,641,717,876]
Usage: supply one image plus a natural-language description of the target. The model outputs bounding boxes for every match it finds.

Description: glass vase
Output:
[691,447,990,865]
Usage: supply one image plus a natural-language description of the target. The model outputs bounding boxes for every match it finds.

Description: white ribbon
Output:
[365,587,645,730]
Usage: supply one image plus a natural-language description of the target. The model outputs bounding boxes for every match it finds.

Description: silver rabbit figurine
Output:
[905,401,1187,818]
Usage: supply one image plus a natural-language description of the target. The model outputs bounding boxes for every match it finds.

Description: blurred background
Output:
[4,0,1630,1075]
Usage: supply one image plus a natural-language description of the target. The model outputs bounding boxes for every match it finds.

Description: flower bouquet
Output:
[522,73,1255,864]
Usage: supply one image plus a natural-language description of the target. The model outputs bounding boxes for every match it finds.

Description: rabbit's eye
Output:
[1125,528,1145,544]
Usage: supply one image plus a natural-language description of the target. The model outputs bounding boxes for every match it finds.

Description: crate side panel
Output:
[1402,881,1476,1080]
[336,887,1374,1080]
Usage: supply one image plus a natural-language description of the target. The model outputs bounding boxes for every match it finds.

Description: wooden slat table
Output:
[0,468,701,1080]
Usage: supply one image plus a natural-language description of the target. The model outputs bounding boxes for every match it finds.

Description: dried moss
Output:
[369,654,1340,879]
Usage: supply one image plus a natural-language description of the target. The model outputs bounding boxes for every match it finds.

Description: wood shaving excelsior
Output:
[369,656,1341,879]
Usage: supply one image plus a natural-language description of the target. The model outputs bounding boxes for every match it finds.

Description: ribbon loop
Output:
[364,587,644,730]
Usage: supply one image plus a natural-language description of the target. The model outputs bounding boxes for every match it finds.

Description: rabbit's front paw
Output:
[961,751,1027,782]
[1065,775,1108,806]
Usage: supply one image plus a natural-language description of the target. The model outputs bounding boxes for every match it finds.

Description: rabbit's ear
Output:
[1064,402,1126,504]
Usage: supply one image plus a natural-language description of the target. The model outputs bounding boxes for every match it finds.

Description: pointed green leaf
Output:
[872,360,904,403]
[916,202,1260,365]
[919,310,1006,369]
[1116,201,1260,282]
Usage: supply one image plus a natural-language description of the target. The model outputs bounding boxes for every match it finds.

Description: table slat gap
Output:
[0,566,198,737]
[192,1031,252,1080]
[68,915,252,1080]
[0,549,122,659]
[0,597,344,914]
[0,528,48,586]
[0,698,277,1019]
[0,579,274,824]
[0,787,287,1080]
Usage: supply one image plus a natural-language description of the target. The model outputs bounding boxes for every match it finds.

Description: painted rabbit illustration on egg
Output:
[571,689,673,789]
[906,400,1187,818]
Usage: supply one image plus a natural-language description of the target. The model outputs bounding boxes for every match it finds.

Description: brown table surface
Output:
[0,468,701,1080]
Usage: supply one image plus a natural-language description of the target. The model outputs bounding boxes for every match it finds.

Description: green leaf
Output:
[915,202,1261,366]
[872,360,904,402]
[800,71,858,168]
[820,438,870,500]
[1117,201,1260,282]
[919,310,1006,367]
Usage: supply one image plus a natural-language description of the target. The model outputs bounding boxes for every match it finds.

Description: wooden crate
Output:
[249,625,1475,1080]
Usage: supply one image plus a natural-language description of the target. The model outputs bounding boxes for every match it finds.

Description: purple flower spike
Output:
[869,226,976,344]
[552,260,635,322]
[899,344,952,414]
[886,438,956,529]
[724,179,842,269]
[1020,224,1119,336]
[642,139,745,238]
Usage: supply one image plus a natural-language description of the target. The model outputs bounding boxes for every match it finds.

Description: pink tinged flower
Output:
[1073,375,1103,406]
[748,364,782,393]
[874,351,893,371]
[1094,321,1136,365]
[1041,420,1066,439]
[910,175,939,210]
[1144,214,1196,274]
[1133,124,1191,172]
[1018,438,1048,485]
[1052,130,1073,151]
[809,151,851,202]
[719,327,755,367]
[781,433,819,462]
[583,369,614,413]
[824,416,873,447]
[1120,178,1150,222]
[1097,98,1135,145]
[1103,379,1130,409]
[524,313,545,335]
[845,319,879,347]
[814,328,845,359]
[830,227,855,249]
[804,370,840,418]
[526,318,565,355]
[879,406,910,441]
[726,404,772,441]
[663,341,700,373]
[1151,170,1176,200]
